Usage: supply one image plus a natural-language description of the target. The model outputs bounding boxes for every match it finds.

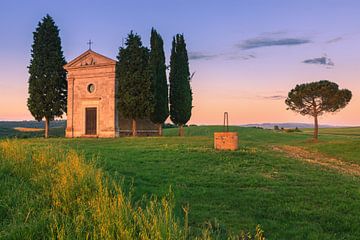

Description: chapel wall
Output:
[65,50,159,138]
[65,64,117,138]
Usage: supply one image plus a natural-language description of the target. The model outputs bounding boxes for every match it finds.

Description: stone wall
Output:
[118,116,159,136]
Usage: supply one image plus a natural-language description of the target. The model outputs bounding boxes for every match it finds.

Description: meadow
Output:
[1,125,360,239]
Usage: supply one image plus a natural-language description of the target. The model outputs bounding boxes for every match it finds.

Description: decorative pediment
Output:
[64,50,116,69]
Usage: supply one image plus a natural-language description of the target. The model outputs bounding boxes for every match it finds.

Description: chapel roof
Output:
[64,49,116,69]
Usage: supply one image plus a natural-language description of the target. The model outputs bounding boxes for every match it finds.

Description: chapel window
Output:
[87,84,95,93]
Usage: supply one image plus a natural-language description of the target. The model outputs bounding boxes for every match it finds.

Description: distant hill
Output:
[241,123,341,129]
[0,120,66,129]
[0,120,351,130]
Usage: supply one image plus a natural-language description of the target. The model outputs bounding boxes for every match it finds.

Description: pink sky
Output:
[0,1,359,126]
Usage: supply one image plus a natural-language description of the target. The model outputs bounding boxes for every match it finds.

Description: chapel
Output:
[65,49,157,138]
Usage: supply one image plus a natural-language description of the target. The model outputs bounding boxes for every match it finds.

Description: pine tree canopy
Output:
[285,80,352,140]
[285,80,352,117]
[27,14,67,122]
[169,34,192,126]
[149,28,169,124]
[116,31,153,119]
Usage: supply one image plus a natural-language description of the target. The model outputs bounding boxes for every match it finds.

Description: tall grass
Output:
[0,139,264,239]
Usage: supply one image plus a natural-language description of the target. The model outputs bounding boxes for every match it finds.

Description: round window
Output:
[87,84,95,93]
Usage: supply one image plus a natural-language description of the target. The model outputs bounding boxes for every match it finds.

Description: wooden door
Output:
[85,107,97,135]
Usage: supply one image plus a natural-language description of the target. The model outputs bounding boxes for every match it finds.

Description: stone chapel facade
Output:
[65,49,157,138]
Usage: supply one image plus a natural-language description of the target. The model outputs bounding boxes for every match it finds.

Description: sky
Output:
[0,0,359,126]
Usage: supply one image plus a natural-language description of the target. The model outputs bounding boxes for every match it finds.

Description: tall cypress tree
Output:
[149,28,169,136]
[27,15,67,138]
[169,34,192,136]
[116,31,153,136]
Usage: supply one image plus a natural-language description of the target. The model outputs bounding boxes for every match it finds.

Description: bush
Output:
[163,123,177,129]
[284,128,302,133]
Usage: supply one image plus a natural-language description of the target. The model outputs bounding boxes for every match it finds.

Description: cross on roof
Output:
[87,39,93,50]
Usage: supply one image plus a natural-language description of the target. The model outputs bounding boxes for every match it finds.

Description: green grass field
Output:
[0,127,64,139]
[1,125,360,239]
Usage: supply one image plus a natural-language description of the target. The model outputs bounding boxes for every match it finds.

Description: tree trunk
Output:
[179,124,184,137]
[158,123,163,136]
[313,115,319,141]
[132,119,137,137]
[44,117,50,138]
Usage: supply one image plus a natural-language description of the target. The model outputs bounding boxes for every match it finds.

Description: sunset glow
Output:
[1,1,359,126]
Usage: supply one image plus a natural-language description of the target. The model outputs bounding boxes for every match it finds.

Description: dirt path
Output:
[273,145,360,176]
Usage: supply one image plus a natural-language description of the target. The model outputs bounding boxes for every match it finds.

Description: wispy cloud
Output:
[238,37,311,50]
[263,30,288,36]
[302,56,334,66]
[188,51,256,61]
[261,95,287,100]
[188,52,219,60]
[326,37,343,44]
[226,54,256,61]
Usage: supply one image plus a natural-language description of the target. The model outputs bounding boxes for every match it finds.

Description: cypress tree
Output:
[169,34,192,136]
[149,28,169,136]
[27,15,67,138]
[116,31,153,136]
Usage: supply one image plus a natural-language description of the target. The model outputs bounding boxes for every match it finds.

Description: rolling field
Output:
[1,126,360,239]
[0,120,65,139]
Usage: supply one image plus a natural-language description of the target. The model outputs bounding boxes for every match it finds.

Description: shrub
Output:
[163,123,177,129]
[284,128,302,133]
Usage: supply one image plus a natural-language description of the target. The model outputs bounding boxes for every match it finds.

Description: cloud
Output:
[238,37,311,50]
[188,51,256,61]
[326,37,343,44]
[302,56,334,66]
[226,54,256,60]
[263,30,288,36]
[261,95,287,100]
[188,52,219,60]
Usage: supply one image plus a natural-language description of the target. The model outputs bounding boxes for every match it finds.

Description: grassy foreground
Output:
[0,138,264,239]
[1,126,360,239]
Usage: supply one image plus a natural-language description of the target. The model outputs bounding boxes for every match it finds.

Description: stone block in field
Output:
[214,132,238,151]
